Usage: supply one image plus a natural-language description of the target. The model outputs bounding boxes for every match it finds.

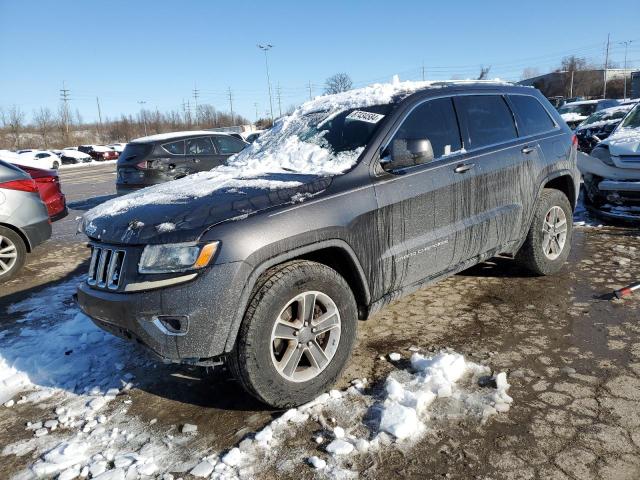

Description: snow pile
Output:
[2,274,513,478]
[379,352,512,440]
[60,159,118,170]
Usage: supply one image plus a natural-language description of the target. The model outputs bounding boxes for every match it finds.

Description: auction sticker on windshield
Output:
[346,110,385,124]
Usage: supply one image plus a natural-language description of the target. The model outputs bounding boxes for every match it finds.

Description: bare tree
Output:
[57,102,72,146]
[1,105,26,149]
[324,73,353,94]
[477,65,491,80]
[33,107,54,148]
[520,67,540,80]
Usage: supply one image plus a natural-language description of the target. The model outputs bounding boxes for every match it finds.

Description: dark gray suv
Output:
[116,131,248,195]
[77,82,579,407]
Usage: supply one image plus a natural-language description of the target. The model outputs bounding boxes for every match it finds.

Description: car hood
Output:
[561,112,588,123]
[601,127,640,156]
[82,172,332,245]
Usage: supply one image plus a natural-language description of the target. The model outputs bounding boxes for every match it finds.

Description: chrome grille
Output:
[88,246,126,290]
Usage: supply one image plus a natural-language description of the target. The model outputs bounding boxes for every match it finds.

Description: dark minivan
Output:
[116,131,248,195]
[78,82,579,408]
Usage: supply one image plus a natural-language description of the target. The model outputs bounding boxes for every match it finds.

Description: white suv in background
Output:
[580,103,640,218]
[558,99,619,129]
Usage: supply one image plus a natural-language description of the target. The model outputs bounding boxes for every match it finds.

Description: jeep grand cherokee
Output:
[77,81,579,408]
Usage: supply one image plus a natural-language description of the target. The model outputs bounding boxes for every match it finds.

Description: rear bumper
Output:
[50,205,68,222]
[21,217,52,249]
[76,260,252,363]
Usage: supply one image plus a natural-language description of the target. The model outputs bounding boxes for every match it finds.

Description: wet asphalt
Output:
[1,164,640,479]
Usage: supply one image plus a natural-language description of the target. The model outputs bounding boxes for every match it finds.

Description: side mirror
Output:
[383,138,434,171]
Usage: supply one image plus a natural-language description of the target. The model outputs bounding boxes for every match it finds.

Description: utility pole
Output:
[254,102,259,122]
[137,100,147,136]
[257,44,275,121]
[276,83,282,118]
[603,33,610,99]
[59,81,71,139]
[308,81,313,101]
[192,85,200,126]
[96,97,103,139]
[569,70,574,98]
[228,87,235,125]
[620,40,634,99]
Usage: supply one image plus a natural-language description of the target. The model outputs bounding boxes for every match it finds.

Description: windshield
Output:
[558,103,596,116]
[231,104,395,174]
[619,104,640,129]
[582,109,628,125]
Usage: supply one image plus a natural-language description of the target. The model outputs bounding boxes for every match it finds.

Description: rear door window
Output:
[391,97,462,160]
[212,135,246,155]
[509,95,556,136]
[186,137,215,155]
[161,140,185,155]
[455,95,518,149]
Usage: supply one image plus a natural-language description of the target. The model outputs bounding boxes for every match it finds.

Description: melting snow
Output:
[1,272,513,478]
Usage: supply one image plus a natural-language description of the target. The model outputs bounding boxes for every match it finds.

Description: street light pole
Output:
[620,40,633,100]
[137,100,147,136]
[257,44,275,122]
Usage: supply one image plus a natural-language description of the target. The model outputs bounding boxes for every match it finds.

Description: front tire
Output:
[516,188,573,276]
[229,260,358,408]
[0,226,27,284]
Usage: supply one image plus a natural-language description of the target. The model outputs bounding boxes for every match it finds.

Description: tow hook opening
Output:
[153,315,189,336]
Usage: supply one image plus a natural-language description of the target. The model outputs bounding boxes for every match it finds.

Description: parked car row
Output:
[0,159,67,283]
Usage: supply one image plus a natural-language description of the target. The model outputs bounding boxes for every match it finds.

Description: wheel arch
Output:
[0,222,31,252]
[543,172,577,210]
[223,239,371,353]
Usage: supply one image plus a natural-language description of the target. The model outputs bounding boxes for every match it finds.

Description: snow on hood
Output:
[603,127,640,155]
[561,112,587,122]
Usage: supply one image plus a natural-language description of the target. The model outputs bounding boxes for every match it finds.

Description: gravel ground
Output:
[1,170,639,479]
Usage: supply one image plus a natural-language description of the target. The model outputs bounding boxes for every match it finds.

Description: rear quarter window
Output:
[509,95,556,136]
[455,95,518,149]
[161,140,185,155]
[213,135,246,155]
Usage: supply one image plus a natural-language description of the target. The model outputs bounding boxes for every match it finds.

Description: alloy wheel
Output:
[542,205,568,260]
[270,291,341,383]
[0,235,18,276]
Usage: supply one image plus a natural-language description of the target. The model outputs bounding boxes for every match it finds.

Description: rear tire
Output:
[516,188,573,276]
[229,260,358,408]
[52,161,60,170]
[0,226,27,284]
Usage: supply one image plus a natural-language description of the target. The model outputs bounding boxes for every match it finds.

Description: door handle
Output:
[521,146,535,154]
[454,163,475,173]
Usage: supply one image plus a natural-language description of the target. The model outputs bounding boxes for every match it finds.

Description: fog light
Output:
[153,315,189,335]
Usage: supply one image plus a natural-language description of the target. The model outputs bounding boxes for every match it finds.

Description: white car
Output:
[579,103,640,218]
[14,150,61,170]
[558,99,620,130]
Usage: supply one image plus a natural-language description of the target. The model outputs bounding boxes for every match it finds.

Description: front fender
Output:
[222,239,370,352]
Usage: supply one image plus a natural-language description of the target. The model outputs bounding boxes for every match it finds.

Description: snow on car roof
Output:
[83,78,512,224]
[131,130,232,143]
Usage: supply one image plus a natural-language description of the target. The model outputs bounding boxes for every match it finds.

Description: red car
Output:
[15,164,68,221]
[78,145,120,161]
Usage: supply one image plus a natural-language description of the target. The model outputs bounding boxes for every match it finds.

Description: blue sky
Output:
[1,0,639,123]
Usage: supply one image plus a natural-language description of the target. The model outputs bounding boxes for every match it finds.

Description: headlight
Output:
[139,241,219,274]
[590,146,615,167]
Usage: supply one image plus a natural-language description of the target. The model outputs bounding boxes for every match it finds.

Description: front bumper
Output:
[76,260,252,363]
